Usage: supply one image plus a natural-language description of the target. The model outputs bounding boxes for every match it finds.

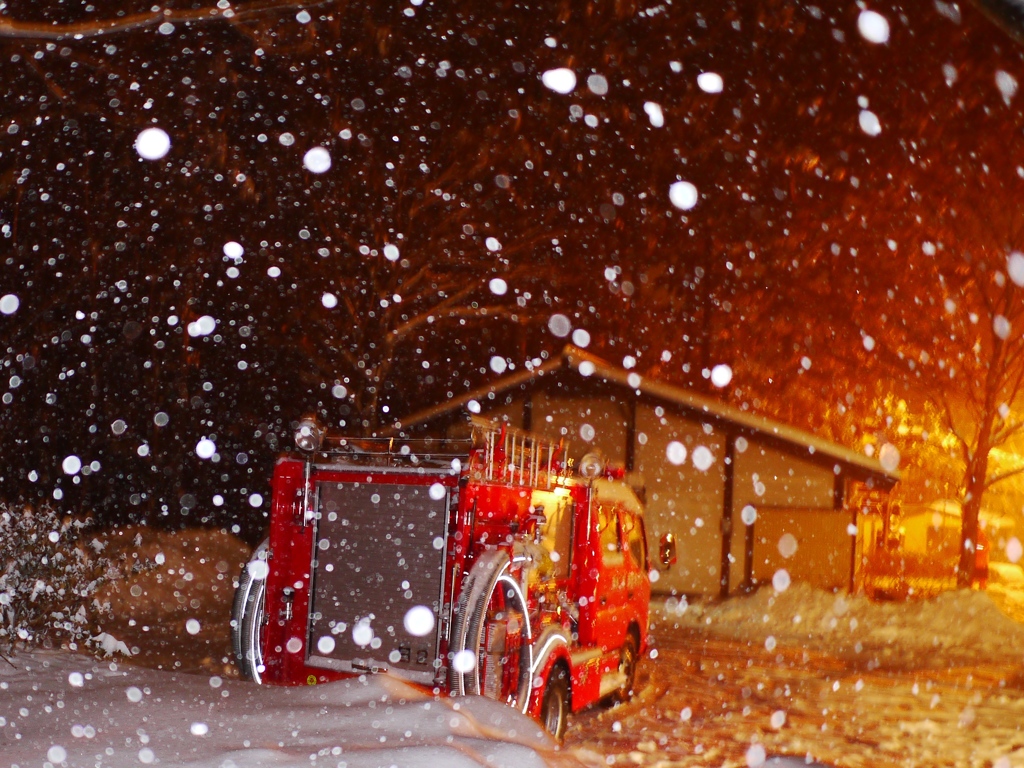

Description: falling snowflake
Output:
[223,241,244,260]
[587,74,609,95]
[772,569,791,592]
[452,648,476,673]
[669,181,698,210]
[404,606,436,637]
[666,441,687,466]
[997,71,1018,104]
[303,146,332,173]
[187,315,217,338]
[777,534,798,559]
[697,72,724,93]
[878,442,900,472]
[247,560,269,580]
[548,314,572,337]
[0,294,20,315]
[691,446,714,471]
[352,620,373,647]
[859,109,882,136]
[1008,252,1024,286]
[994,315,1012,340]
[643,102,665,127]
[135,127,171,160]
[1007,537,1023,563]
[710,364,732,388]
[541,68,576,94]
[572,328,591,347]
[857,9,890,44]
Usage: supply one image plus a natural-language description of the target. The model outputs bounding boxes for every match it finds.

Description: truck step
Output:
[598,671,626,699]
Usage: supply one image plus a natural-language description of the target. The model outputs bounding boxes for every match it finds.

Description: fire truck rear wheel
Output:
[451,549,532,707]
[614,631,638,703]
[232,540,268,683]
[541,664,570,741]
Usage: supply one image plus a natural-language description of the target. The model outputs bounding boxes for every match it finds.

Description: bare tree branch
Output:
[0,0,335,40]
[984,463,1024,490]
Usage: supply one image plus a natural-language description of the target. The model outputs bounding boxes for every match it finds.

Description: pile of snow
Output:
[0,650,577,768]
[94,525,250,623]
[0,504,111,649]
[990,562,1024,585]
[657,582,1024,665]
[89,526,252,673]
[2,526,578,767]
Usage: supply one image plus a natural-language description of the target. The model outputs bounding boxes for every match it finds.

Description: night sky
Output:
[1,1,1023,538]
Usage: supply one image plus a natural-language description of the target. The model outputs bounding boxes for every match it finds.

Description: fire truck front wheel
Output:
[541,664,570,741]
[232,540,269,683]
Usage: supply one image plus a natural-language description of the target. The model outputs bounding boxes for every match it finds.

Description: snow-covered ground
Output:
[567,584,1024,768]
[657,580,1024,666]
[1,527,579,768]
[7,526,1024,768]
[0,650,575,768]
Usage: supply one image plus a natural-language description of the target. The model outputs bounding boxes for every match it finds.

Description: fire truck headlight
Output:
[294,415,325,453]
[579,452,606,479]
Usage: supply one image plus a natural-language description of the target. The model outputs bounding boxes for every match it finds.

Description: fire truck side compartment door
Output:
[591,504,628,650]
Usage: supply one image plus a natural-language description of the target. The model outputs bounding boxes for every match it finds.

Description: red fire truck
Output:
[231,416,651,737]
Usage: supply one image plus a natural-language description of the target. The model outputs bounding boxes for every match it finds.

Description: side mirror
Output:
[659,532,677,569]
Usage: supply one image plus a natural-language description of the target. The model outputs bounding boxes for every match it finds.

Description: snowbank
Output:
[0,527,582,767]
[93,524,252,623]
[89,526,252,674]
[0,649,579,768]
[657,582,1024,666]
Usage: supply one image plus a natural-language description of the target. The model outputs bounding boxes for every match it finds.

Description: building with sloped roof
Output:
[395,346,898,597]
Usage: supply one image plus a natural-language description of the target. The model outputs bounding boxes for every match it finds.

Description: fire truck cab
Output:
[231,416,651,738]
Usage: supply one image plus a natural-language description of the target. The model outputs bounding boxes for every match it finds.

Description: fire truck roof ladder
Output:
[469,416,566,490]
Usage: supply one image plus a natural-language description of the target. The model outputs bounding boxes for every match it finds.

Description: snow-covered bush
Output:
[0,503,113,651]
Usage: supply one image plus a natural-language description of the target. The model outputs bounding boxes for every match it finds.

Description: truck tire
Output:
[232,540,269,683]
[541,664,570,740]
[449,549,533,710]
[613,629,638,703]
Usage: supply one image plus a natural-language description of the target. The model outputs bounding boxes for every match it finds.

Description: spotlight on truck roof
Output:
[579,451,606,479]
[294,415,325,453]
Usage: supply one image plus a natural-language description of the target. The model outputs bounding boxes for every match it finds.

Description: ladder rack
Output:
[469,416,569,489]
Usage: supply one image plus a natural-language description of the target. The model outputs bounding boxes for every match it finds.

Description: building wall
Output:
[745,509,852,590]
[729,441,843,591]
[527,389,631,466]
[470,392,526,437]
[634,404,726,595]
